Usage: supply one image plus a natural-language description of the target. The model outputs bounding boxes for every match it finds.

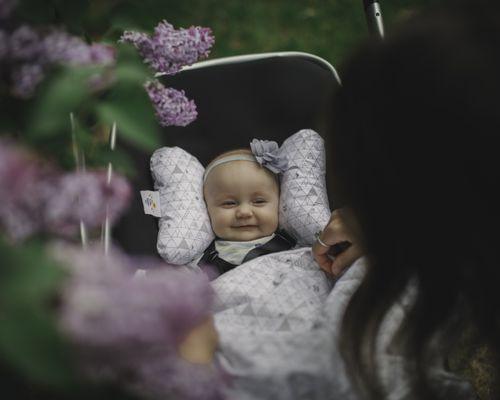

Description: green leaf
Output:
[96,82,159,151]
[0,304,75,386]
[94,44,159,150]
[26,67,97,140]
[97,103,158,150]
[0,239,75,387]
[112,44,152,84]
[0,242,67,304]
[114,63,151,84]
[91,147,137,178]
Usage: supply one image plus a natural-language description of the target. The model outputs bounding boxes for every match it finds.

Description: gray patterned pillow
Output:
[150,129,331,264]
[279,129,331,246]
[151,147,214,265]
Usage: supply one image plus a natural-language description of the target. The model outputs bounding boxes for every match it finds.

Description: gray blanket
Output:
[212,248,475,400]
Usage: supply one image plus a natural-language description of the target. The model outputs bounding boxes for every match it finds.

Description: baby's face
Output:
[204,161,279,241]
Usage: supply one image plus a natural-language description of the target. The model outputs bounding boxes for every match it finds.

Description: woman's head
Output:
[332,0,500,398]
[203,149,279,241]
[332,1,500,265]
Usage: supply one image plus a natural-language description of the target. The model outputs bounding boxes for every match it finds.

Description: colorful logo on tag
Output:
[145,195,156,210]
[140,190,161,217]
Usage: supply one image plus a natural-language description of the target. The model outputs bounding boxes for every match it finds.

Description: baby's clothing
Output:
[197,230,296,275]
[214,234,276,265]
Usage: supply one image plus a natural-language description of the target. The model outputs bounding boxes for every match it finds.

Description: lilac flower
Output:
[56,244,214,352]
[120,20,214,75]
[120,20,213,127]
[42,30,90,64]
[9,25,42,61]
[0,141,133,241]
[151,21,214,73]
[88,43,115,66]
[0,0,17,20]
[250,139,289,174]
[145,80,197,127]
[53,243,225,399]
[42,30,116,66]
[46,170,131,237]
[5,28,116,98]
[10,63,45,98]
[0,140,56,241]
[119,30,149,50]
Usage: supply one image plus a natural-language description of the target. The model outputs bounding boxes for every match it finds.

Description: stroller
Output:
[113,51,342,256]
[111,1,384,257]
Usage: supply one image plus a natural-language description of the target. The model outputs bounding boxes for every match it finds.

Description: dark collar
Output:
[198,230,296,275]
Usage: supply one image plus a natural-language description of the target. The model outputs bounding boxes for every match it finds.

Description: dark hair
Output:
[331,1,500,398]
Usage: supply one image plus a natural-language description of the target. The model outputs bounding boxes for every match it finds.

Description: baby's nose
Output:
[236,204,253,218]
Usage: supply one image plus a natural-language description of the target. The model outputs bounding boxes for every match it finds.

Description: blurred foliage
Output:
[0,238,71,387]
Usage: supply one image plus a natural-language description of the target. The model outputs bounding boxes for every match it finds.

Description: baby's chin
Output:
[218,227,268,242]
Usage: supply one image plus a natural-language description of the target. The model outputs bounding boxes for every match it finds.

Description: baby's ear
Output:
[151,147,214,264]
[279,129,331,246]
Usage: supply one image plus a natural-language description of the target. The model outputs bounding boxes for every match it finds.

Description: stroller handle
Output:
[363,0,385,39]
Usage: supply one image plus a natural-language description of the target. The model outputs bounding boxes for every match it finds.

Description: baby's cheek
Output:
[210,210,231,233]
[270,206,280,230]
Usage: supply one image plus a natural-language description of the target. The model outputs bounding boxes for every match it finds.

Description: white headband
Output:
[203,154,257,183]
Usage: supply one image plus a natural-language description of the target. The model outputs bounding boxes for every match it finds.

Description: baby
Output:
[197,149,295,274]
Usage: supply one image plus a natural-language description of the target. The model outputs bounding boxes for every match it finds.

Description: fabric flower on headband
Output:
[250,139,288,174]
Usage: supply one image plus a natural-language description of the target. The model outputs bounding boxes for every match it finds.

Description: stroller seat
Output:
[113,52,341,257]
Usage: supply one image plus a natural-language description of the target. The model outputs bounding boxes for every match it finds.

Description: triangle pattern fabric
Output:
[151,129,332,265]
[279,129,331,246]
[151,146,214,264]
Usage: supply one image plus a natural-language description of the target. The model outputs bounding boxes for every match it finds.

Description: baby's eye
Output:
[221,200,237,207]
[253,198,267,205]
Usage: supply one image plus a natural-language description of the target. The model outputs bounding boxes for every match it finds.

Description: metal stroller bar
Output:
[71,112,116,253]
[363,0,385,39]
[70,112,88,248]
[175,51,340,83]
[101,122,117,255]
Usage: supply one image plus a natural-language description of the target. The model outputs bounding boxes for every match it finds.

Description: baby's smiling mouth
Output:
[232,224,258,228]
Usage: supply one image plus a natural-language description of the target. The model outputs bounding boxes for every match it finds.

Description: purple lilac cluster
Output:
[10,63,45,98]
[42,30,115,67]
[144,80,197,127]
[46,170,131,237]
[120,20,214,127]
[0,139,57,240]
[53,243,225,400]
[120,20,214,75]
[0,140,132,241]
[1,24,115,98]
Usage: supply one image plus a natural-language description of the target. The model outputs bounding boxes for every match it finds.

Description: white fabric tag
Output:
[133,269,147,278]
[140,190,161,217]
